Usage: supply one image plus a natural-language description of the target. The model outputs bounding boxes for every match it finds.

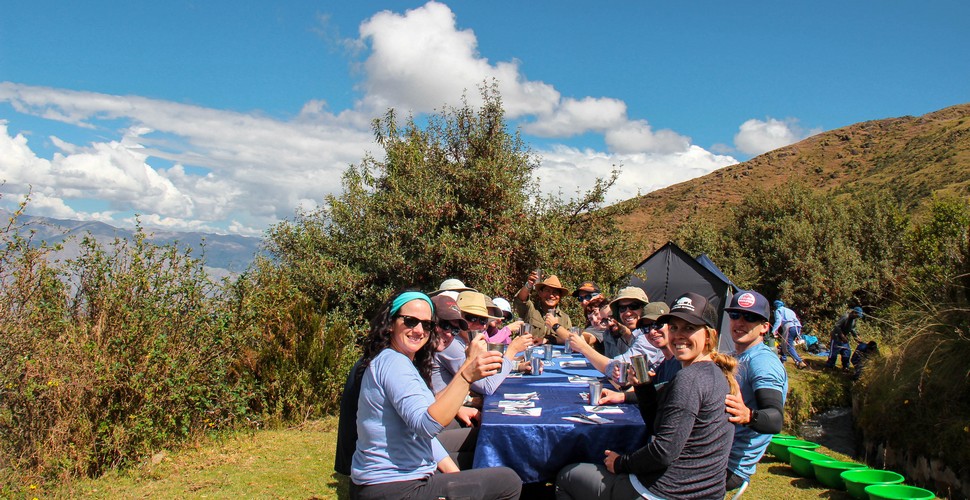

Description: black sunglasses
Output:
[464,314,489,325]
[727,311,766,323]
[644,322,666,331]
[437,321,461,335]
[397,314,435,332]
[615,303,642,313]
[577,293,600,302]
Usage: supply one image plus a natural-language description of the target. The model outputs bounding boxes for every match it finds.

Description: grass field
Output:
[47,415,873,500]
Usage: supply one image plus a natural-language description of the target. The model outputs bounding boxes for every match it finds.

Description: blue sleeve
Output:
[470,358,514,395]
[431,438,448,462]
[377,354,444,439]
[771,311,783,334]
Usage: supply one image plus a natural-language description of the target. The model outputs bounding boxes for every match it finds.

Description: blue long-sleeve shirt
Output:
[771,306,801,336]
[351,348,446,485]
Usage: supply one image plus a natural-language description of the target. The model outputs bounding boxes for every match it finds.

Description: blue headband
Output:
[390,291,434,317]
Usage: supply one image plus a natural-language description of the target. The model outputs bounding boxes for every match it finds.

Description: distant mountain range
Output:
[4,211,265,280]
[617,103,970,259]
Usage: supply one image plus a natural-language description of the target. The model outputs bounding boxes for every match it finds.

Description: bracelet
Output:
[461,371,473,384]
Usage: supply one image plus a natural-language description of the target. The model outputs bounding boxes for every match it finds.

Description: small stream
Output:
[797,406,858,457]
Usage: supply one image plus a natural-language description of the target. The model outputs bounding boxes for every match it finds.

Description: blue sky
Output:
[2,1,968,236]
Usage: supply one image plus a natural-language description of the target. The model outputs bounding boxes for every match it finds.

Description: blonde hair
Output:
[703,326,740,397]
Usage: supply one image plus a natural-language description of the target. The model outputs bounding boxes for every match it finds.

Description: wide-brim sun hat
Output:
[456,291,502,319]
[428,278,477,297]
[534,275,569,296]
[609,287,649,308]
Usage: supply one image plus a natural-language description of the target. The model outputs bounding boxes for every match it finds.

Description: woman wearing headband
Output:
[350,291,521,500]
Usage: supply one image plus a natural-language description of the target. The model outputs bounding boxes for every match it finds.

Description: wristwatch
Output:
[551,323,561,332]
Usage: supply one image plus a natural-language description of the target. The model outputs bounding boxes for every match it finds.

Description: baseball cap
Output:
[725,291,771,322]
[658,292,716,328]
[431,295,469,331]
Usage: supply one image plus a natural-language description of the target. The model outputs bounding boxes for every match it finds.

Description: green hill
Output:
[618,103,970,259]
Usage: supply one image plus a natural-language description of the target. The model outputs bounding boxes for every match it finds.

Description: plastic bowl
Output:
[769,438,820,461]
[864,484,936,500]
[788,447,831,478]
[841,469,905,499]
[812,460,869,489]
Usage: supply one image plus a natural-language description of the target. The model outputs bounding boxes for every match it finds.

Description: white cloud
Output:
[535,145,737,204]
[1,1,744,236]
[733,117,821,156]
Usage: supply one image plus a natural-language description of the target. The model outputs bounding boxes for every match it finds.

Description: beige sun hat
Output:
[609,287,649,308]
[457,291,503,319]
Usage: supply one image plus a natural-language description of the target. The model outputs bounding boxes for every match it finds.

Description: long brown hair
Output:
[703,326,740,397]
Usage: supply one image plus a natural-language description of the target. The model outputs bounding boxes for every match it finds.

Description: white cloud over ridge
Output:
[733,117,822,156]
[1,1,745,236]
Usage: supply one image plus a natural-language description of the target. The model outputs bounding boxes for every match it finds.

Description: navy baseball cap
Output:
[725,290,771,322]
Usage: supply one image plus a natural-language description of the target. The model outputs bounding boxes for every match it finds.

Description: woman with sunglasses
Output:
[556,292,739,500]
[722,291,788,492]
[350,291,520,500]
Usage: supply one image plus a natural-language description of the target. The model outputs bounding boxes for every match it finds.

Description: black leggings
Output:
[726,470,746,491]
[351,467,522,500]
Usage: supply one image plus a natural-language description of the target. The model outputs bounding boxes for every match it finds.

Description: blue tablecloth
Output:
[472,347,649,483]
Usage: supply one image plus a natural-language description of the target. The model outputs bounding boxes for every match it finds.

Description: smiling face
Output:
[666,317,713,366]
[614,299,643,329]
[645,322,668,351]
[390,299,433,360]
[729,314,768,353]
[536,285,562,309]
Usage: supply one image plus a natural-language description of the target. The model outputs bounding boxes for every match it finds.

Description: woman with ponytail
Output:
[556,292,737,500]
[349,290,521,500]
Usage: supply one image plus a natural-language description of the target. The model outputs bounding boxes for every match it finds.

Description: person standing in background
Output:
[771,300,808,369]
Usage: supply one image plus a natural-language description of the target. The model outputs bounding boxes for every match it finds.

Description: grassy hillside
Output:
[618,103,970,259]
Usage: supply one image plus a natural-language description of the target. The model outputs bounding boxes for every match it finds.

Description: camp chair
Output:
[730,479,749,500]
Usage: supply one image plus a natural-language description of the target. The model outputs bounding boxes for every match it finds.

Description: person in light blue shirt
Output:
[350,291,521,500]
[723,291,789,491]
[771,299,808,369]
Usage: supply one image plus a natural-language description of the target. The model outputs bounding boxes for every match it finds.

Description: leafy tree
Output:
[264,83,636,324]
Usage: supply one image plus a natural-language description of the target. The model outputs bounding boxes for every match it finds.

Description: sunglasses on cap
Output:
[463,314,489,325]
[727,311,766,323]
[397,314,435,332]
[615,302,643,313]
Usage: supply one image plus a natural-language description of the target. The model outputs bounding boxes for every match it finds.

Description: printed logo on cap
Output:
[737,293,757,308]
[672,297,695,312]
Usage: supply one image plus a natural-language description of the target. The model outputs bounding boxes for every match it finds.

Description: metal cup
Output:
[631,354,651,384]
[530,357,542,375]
[563,337,573,355]
[487,342,507,355]
[588,381,602,405]
[615,361,631,385]
[520,322,532,337]
[522,346,533,362]
[543,344,554,360]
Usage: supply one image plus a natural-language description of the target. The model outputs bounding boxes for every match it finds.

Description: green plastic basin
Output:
[788,447,831,478]
[768,438,820,461]
[841,469,905,500]
[812,460,869,489]
[864,484,935,500]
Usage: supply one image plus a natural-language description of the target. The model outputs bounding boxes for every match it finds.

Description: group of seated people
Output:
[335,272,789,500]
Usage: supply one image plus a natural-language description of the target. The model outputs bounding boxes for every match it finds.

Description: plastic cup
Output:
[588,381,602,405]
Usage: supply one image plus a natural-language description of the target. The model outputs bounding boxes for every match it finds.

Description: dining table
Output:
[472,345,650,484]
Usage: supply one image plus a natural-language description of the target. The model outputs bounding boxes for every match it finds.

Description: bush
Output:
[0,213,251,489]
